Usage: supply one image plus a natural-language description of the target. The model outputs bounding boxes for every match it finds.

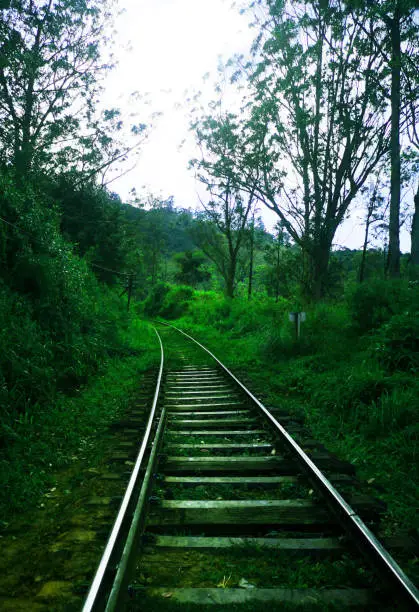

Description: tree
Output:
[190,116,257,297]
[0,0,145,181]
[347,0,419,277]
[194,1,390,299]
[403,31,419,273]
[358,173,387,282]
[263,222,298,300]
[54,178,131,284]
[247,210,255,300]
[190,186,254,298]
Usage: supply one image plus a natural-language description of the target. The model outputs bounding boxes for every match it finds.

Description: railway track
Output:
[83,323,419,611]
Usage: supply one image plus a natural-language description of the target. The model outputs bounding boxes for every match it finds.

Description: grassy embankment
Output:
[143,281,419,538]
[0,318,160,518]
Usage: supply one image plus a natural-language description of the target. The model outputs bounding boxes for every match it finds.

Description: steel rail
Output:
[105,407,167,611]
[83,327,164,612]
[158,321,419,608]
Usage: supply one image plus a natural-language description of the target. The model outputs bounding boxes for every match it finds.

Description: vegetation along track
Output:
[83,324,419,611]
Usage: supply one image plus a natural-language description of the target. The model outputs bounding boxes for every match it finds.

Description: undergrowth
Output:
[0,319,159,517]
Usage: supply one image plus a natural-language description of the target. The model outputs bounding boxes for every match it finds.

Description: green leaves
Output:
[0,0,131,179]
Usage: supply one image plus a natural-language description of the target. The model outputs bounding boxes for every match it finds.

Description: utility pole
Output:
[127,274,133,311]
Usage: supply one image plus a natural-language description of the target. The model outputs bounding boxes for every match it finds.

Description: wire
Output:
[0,214,38,240]
[90,262,131,277]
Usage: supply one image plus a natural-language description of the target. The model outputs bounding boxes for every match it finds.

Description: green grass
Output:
[0,319,160,518]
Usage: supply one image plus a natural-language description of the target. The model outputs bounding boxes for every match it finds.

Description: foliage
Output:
[159,285,195,319]
[191,1,394,298]
[371,312,419,373]
[0,172,130,437]
[174,250,211,287]
[143,282,171,317]
[345,279,416,332]
[0,1,104,175]
[53,178,132,283]
[142,283,195,320]
[0,319,159,515]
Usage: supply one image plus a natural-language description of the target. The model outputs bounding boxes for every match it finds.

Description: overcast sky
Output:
[103,0,252,203]
[103,0,412,251]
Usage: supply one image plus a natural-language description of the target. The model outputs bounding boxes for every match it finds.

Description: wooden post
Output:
[289,312,306,340]
[127,274,133,311]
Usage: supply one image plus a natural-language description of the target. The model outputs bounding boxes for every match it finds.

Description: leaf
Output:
[217,574,232,588]
[162,592,173,598]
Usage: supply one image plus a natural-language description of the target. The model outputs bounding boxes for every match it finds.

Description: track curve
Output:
[83,322,419,611]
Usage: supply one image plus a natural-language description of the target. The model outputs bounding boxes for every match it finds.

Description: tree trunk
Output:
[410,183,419,274]
[248,215,254,301]
[275,238,280,303]
[225,259,236,298]
[309,240,331,301]
[387,8,401,278]
[359,197,375,283]
[359,222,370,283]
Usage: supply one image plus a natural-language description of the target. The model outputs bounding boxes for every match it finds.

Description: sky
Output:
[103,0,412,252]
[103,0,252,204]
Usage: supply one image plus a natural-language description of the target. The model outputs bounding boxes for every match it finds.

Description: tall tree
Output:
[347,0,419,276]
[403,25,419,273]
[191,116,257,297]
[194,1,390,299]
[386,2,403,278]
[0,0,144,181]
[247,210,255,300]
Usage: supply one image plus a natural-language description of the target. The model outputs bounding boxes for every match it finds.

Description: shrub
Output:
[160,285,194,319]
[371,313,419,373]
[345,279,416,333]
[178,291,232,328]
[364,387,419,436]
[261,302,351,362]
[0,175,128,438]
[143,282,171,317]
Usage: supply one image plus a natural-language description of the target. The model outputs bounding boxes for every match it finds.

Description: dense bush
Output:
[0,174,128,442]
[159,285,194,319]
[143,282,171,317]
[345,279,416,333]
[185,291,233,327]
[143,284,196,319]
[262,302,352,362]
[371,313,419,373]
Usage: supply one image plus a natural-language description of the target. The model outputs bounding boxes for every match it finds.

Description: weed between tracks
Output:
[127,599,368,612]
[131,547,375,599]
[155,482,312,501]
